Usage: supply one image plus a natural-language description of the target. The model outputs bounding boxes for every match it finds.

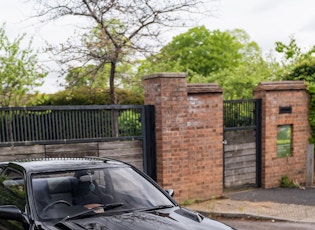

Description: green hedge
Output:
[38,87,144,105]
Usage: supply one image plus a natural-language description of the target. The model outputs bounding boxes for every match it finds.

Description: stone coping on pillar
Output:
[188,83,223,94]
[255,81,306,92]
[142,72,187,80]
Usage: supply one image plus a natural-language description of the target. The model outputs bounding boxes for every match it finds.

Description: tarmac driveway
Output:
[186,187,315,223]
[227,187,315,206]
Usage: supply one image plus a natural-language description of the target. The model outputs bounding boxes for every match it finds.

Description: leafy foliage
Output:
[285,59,315,82]
[64,61,137,92]
[223,101,255,128]
[0,24,47,106]
[138,26,242,77]
[65,65,109,89]
[31,0,214,104]
[279,175,297,188]
[137,27,277,99]
[278,37,315,144]
[118,110,142,136]
[162,27,243,76]
[275,37,302,61]
[300,60,315,144]
[308,83,315,144]
[38,87,143,105]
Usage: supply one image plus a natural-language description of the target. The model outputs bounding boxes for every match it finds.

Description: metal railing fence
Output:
[223,99,261,130]
[0,105,145,146]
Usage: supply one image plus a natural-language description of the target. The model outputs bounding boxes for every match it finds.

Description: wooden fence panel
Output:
[0,140,144,170]
[224,130,257,188]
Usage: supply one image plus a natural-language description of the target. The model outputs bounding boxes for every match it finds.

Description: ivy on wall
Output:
[307,83,315,144]
[284,58,315,144]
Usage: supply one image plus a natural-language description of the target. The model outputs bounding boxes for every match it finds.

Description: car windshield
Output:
[31,166,174,221]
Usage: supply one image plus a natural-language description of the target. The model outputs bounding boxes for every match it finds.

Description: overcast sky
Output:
[1,0,315,93]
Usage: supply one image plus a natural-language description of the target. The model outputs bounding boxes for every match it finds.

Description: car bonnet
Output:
[53,207,234,230]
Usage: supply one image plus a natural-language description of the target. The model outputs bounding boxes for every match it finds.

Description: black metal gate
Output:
[223,99,262,189]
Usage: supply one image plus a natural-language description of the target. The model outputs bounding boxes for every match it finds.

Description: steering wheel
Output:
[42,200,72,213]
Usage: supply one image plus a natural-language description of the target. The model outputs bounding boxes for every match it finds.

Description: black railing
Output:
[223,99,261,130]
[0,105,145,146]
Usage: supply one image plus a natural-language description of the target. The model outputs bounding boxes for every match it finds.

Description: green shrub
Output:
[37,86,144,105]
[282,58,315,144]
[118,110,142,136]
[279,175,296,188]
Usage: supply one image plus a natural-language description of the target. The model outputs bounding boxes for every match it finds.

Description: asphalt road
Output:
[226,187,315,206]
[220,219,315,230]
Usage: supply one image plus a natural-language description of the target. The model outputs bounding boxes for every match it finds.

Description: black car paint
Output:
[53,207,232,230]
[0,158,235,230]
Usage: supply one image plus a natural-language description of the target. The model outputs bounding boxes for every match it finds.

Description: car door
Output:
[0,167,27,230]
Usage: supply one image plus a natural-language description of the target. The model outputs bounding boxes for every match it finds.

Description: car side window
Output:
[0,168,26,210]
[0,168,26,230]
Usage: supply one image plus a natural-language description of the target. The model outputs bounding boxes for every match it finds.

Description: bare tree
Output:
[30,0,215,104]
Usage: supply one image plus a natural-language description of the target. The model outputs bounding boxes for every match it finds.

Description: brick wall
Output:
[143,73,223,202]
[144,76,311,198]
[254,81,310,188]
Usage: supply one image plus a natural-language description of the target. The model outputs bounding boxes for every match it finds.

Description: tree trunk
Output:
[109,60,118,137]
[109,61,116,104]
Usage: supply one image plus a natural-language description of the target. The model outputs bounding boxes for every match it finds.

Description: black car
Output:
[0,157,235,229]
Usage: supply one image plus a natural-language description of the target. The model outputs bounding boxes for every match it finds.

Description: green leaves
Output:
[118,110,142,136]
[275,37,301,61]
[0,24,47,106]
[159,26,243,76]
[279,39,315,144]
[137,26,273,99]
[38,86,144,105]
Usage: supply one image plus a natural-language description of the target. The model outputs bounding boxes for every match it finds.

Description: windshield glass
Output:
[31,166,173,221]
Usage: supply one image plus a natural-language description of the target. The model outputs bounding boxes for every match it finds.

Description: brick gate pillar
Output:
[254,81,311,188]
[143,72,223,202]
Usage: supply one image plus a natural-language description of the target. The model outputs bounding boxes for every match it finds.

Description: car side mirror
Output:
[165,189,174,197]
[0,205,23,222]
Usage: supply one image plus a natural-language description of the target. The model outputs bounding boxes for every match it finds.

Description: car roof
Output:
[6,157,126,174]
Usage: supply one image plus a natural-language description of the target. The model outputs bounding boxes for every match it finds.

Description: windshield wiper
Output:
[60,203,124,222]
[141,204,174,212]
[61,209,96,222]
[104,202,124,211]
